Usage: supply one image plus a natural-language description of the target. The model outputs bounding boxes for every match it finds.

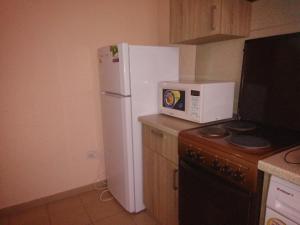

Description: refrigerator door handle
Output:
[101,91,131,98]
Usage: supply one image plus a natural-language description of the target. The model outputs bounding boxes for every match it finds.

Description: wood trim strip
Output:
[259,173,270,225]
[0,180,106,217]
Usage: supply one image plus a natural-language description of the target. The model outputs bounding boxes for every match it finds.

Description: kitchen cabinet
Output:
[170,0,252,44]
[142,125,178,225]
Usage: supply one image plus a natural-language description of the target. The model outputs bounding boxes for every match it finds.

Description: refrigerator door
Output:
[101,92,135,212]
[98,43,130,95]
[98,43,179,213]
[129,45,179,212]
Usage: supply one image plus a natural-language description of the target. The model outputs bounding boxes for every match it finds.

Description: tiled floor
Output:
[0,190,157,225]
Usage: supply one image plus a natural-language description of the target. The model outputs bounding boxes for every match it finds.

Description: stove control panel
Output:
[180,143,255,191]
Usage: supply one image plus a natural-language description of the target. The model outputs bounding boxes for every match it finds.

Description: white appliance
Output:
[98,43,179,213]
[158,80,235,123]
[265,176,300,225]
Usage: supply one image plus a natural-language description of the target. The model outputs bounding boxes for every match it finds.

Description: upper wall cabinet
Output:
[170,0,252,44]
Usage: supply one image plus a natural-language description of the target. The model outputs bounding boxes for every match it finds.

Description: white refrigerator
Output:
[98,43,179,213]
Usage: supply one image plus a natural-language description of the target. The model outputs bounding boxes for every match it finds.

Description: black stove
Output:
[179,120,300,225]
[179,32,300,225]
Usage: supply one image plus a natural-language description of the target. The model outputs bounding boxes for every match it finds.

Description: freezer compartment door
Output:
[101,92,135,212]
[98,43,131,95]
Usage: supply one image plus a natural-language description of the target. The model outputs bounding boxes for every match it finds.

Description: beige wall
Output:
[0,0,166,209]
[195,0,300,111]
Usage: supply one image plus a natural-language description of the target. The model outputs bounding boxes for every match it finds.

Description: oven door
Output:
[179,159,258,225]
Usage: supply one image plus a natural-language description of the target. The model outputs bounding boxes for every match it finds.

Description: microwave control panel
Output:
[190,90,201,119]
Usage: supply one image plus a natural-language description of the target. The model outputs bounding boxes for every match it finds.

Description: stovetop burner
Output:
[198,126,229,138]
[225,121,256,132]
[226,135,271,150]
[183,120,300,156]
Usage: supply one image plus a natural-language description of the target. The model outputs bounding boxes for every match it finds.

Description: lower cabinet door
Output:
[142,125,179,225]
[143,146,155,215]
[153,153,179,225]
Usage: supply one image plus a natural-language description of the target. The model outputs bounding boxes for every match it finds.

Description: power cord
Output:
[93,180,114,202]
[99,189,114,202]
[92,152,114,202]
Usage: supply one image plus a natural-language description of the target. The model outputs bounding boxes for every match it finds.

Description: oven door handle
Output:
[173,169,178,190]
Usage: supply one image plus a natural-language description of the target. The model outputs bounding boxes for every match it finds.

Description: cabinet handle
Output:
[211,5,217,31]
[151,129,164,138]
[173,169,178,190]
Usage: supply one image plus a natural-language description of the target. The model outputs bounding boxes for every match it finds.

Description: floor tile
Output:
[48,196,91,225]
[48,196,82,213]
[79,190,113,207]
[84,199,123,223]
[131,211,157,225]
[93,212,135,225]
[9,206,50,225]
[79,190,102,206]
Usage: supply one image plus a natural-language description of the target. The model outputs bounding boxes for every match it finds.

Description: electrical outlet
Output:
[87,150,97,159]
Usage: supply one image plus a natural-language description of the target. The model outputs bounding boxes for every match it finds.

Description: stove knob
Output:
[212,159,221,170]
[187,150,196,159]
[187,149,193,157]
[221,166,233,176]
[232,170,245,182]
[194,153,205,162]
[191,152,197,159]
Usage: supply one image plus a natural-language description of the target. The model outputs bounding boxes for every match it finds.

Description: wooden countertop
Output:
[258,146,300,186]
[138,114,201,136]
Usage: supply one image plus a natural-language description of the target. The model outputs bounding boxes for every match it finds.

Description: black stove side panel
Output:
[238,32,300,132]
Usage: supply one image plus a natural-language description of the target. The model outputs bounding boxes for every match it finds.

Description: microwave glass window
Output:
[162,89,185,111]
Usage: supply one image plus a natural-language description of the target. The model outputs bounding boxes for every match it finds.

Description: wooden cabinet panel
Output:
[142,125,179,225]
[183,0,221,41]
[153,154,178,225]
[170,0,251,44]
[220,0,251,36]
[143,125,178,165]
[143,146,155,215]
[170,0,184,43]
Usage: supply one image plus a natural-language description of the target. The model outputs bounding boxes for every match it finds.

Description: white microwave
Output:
[158,81,235,123]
